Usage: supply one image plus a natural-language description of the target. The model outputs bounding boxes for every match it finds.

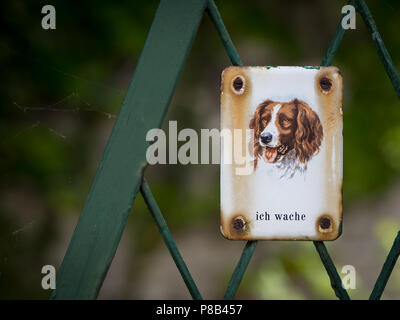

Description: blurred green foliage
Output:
[0,0,400,299]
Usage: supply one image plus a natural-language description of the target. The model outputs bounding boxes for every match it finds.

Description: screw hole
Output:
[231,76,245,94]
[319,77,332,93]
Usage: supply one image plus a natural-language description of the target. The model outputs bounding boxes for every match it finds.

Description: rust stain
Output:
[316,66,343,241]
[315,213,339,241]
[220,210,251,240]
[221,66,253,240]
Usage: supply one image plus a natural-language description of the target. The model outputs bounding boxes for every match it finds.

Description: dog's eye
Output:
[280,118,291,127]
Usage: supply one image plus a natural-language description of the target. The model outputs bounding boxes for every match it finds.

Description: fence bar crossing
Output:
[53,0,400,300]
[140,179,203,300]
[208,0,259,300]
[369,231,400,300]
[354,0,400,299]
[52,0,208,299]
[312,3,351,300]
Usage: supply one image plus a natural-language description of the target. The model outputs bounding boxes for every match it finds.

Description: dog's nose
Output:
[260,132,273,144]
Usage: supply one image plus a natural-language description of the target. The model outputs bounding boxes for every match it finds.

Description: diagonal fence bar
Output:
[314,242,350,300]
[207,0,242,66]
[315,0,400,301]
[51,0,208,299]
[354,0,400,300]
[312,1,351,300]
[320,0,354,66]
[312,242,350,300]
[369,231,400,300]
[140,179,203,300]
[207,0,259,300]
[356,0,400,100]
[314,0,400,300]
[51,0,400,301]
[224,241,258,300]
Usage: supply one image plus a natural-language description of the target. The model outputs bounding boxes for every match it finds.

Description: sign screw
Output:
[232,216,246,233]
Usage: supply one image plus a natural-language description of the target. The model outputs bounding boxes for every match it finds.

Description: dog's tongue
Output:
[265,147,278,163]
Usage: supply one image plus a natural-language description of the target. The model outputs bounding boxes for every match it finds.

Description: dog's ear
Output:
[249,99,273,136]
[249,100,273,168]
[293,99,323,163]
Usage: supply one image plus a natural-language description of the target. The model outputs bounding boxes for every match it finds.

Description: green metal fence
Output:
[51,0,400,300]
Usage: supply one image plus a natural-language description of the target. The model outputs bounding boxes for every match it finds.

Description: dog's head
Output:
[249,99,323,168]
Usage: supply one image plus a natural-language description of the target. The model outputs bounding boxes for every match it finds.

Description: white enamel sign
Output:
[220,66,343,241]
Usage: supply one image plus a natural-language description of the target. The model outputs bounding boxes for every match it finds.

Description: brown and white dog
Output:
[249,98,323,177]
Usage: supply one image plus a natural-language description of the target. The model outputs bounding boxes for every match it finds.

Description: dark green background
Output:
[0,0,399,299]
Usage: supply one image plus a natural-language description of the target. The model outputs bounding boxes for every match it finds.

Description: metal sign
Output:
[220,66,343,241]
